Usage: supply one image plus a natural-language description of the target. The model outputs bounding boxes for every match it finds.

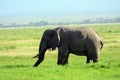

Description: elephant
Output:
[33,27,103,67]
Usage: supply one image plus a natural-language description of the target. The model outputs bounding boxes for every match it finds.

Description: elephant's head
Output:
[33,29,60,67]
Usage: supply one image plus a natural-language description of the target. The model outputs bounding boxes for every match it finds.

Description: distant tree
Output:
[115,17,120,23]
[28,22,34,26]
[34,21,49,26]
[57,22,70,25]
[0,23,3,27]
[39,21,49,26]
[81,19,92,24]
[11,23,16,27]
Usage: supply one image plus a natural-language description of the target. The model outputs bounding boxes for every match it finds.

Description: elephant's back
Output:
[75,27,103,51]
[82,27,103,52]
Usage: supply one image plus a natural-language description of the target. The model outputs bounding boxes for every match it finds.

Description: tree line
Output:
[0,17,120,28]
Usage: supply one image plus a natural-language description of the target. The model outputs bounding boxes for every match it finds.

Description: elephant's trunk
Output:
[33,40,47,67]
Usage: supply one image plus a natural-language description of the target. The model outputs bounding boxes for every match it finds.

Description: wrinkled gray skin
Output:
[33,27,103,67]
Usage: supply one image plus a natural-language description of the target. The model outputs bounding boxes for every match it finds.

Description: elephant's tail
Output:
[100,40,104,50]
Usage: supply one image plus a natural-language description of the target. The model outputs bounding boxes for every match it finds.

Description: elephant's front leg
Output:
[57,48,69,65]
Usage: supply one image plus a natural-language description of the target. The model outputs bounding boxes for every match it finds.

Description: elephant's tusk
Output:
[32,54,39,58]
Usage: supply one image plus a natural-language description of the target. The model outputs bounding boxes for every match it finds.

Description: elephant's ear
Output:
[51,30,60,51]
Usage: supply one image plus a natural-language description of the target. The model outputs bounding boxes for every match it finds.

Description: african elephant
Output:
[33,27,103,67]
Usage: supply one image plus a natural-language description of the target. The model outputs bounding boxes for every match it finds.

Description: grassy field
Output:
[0,24,120,80]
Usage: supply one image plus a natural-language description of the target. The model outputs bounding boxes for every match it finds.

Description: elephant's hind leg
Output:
[93,52,99,63]
[93,54,98,63]
[86,55,93,63]
[86,51,98,63]
[86,56,90,63]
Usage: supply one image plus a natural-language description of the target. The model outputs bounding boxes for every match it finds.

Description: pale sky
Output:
[0,0,120,16]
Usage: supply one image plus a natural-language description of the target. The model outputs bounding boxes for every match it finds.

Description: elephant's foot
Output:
[86,60,90,63]
[57,60,68,65]
[93,59,98,63]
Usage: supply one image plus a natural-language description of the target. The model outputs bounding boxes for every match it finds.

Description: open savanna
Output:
[0,24,120,80]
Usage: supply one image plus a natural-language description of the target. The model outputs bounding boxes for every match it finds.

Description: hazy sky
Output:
[0,0,120,16]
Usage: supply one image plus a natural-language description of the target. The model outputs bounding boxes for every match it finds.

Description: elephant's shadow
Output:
[1,64,30,68]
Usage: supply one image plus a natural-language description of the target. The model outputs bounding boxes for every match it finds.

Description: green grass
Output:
[0,24,120,80]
